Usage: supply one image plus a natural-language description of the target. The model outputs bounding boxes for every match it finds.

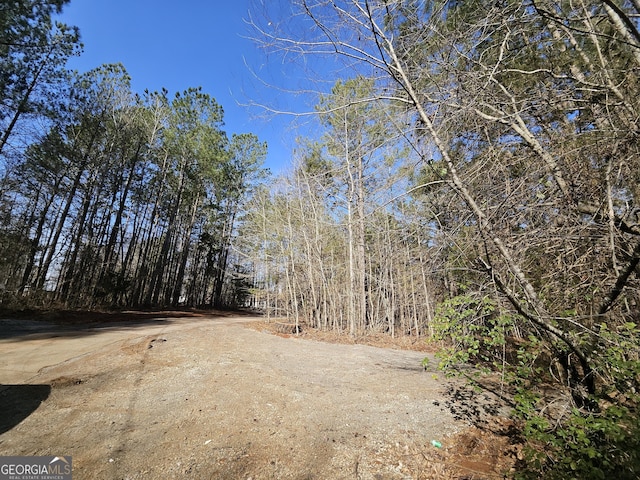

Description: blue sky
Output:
[56,0,308,174]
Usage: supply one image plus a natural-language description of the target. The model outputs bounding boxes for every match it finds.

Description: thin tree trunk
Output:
[36,162,86,290]
[171,192,201,307]
[57,176,96,303]
[0,48,52,156]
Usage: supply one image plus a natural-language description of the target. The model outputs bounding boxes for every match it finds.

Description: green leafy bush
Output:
[429,296,640,479]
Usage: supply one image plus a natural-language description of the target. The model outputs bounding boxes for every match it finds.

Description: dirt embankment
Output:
[0,312,517,479]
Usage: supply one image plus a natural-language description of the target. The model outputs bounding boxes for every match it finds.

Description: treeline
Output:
[0,1,266,309]
[3,0,640,474]
[240,77,438,336]
[245,1,640,477]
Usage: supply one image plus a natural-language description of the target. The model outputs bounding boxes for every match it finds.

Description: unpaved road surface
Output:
[0,313,484,479]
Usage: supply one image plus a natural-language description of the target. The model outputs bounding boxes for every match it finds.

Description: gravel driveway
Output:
[0,314,473,479]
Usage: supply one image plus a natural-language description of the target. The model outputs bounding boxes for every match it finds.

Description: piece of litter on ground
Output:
[204,439,212,445]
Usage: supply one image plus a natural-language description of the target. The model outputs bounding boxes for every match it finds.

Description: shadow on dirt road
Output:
[0,313,494,479]
[0,384,51,434]
[0,310,248,341]
[0,311,258,384]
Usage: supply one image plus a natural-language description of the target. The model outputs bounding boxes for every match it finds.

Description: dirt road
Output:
[0,313,497,479]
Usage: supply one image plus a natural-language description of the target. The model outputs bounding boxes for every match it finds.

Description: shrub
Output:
[430,296,640,479]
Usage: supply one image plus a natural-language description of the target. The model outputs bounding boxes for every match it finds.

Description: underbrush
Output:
[431,294,640,479]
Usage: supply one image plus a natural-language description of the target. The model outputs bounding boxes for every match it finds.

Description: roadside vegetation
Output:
[1,1,639,477]
[0,1,267,310]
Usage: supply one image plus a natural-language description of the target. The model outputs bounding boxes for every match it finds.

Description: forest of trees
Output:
[241,0,640,477]
[2,0,640,477]
[0,1,267,309]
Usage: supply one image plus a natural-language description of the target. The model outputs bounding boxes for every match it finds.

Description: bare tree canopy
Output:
[243,1,640,477]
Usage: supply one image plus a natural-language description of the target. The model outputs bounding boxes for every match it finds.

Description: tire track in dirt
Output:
[0,315,468,479]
